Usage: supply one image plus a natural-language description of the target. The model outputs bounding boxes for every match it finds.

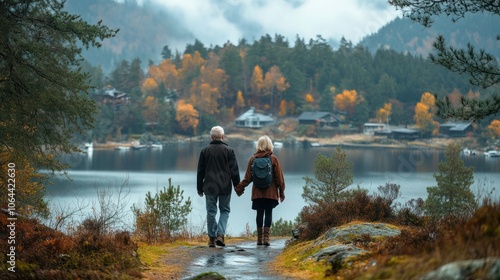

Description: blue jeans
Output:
[205,193,231,237]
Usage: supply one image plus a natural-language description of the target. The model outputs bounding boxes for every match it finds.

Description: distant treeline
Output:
[82,35,483,139]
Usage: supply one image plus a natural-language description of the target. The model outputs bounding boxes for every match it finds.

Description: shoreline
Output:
[88,133,467,151]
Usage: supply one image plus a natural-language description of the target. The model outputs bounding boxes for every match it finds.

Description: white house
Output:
[235,107,275,128]
[363,123,387,135]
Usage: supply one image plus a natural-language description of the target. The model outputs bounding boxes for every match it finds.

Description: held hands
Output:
[234,185,244,196]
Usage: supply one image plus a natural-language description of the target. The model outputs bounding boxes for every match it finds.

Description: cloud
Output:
[147,0,399,49]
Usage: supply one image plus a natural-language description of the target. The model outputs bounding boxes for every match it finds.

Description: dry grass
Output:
[272,201,500,279]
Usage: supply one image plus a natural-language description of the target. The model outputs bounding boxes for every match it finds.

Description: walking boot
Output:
[208,236,215,247]
[257,227,263,245]
[263,227,271,246]
[216,233,225,247]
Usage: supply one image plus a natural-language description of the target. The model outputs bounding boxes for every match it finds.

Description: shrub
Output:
[297,187,396,240]
[133,178,192,243]
[395,198,425,226]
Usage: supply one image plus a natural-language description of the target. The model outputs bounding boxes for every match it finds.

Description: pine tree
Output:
[389,0,500,121]
[0,0,117,180]
[424,143,477,219]
[302,147,353,205]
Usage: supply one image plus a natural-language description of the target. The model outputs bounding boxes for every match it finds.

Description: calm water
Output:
[47,141,500,235]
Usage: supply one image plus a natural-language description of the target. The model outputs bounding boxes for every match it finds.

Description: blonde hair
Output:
[256,135,273,152]
[210,126,224,140]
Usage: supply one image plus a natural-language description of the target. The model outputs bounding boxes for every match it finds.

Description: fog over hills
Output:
[64,0,499,73]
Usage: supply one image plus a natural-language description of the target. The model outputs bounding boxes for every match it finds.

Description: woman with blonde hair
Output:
[235,135,285,246]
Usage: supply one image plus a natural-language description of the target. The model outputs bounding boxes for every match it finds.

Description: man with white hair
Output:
[197,126,241,247]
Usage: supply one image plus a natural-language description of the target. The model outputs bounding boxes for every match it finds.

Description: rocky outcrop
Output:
[420,258,500,280]
[303,222,401,273]
[313,222,401,246]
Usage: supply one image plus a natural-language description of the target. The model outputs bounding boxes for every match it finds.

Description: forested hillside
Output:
[65,0,499,73]
[360,13,500,59]
[65,0,496,141]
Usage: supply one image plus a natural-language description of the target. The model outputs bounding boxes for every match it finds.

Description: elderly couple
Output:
[196,126,286,247]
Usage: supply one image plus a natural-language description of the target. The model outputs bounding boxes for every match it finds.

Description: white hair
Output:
[210,126,224,140]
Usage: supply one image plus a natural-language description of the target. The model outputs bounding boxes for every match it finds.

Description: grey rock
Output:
[420,258,500,280]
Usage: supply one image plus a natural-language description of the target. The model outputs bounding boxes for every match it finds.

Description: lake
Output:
[46,141,500,236]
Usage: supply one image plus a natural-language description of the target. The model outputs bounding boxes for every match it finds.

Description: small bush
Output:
[133,178,192,243]
[0,211,141,278]
[297,187,396,240]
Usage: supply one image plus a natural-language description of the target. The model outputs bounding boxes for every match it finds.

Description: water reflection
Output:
[49,142,500,235]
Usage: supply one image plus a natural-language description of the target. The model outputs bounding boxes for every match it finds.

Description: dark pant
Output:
[256,208,273,228]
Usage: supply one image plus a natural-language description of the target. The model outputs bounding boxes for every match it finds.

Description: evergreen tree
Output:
[302,147,353,205]
[389,0,500,121]
[424,143,477,219]
[0,0,117,178]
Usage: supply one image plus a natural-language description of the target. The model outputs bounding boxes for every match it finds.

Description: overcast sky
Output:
[131,0,401,50]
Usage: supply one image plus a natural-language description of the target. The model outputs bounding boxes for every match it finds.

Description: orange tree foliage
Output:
[236,90,245,110]
[141,77,158,95]
[414,92,439,135]
[279,99,287,116]
[305,93,314,104]
[263,65,290,110]
[376,102,392,124]
[188,61,226,115]
[487,119,500,137]
[250,65,264,106]
[334,89,359,115]
[0,152,49,217]
[190,82,220,115]
[158,59,178,89]
[175,99,199,134]
[177,51,205,96]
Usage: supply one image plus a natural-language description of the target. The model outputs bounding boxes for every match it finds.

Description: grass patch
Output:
[271,240,330,279]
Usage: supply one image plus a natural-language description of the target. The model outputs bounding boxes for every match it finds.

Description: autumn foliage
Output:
[175,99,199,135]
[0,212,141,278]
[487,119,500,137]
[414,92,439,135]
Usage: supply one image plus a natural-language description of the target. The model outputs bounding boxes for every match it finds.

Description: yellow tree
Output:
[236,90,245,111]
[188,54,226,115]
[157,59,179,89]
[305,93,314,104]
[176,99,199,135]
[190,81,220,115]
[178,52,204,97]
[142,77,158,96]
[334,89,358,115]
[376,102,393,124]
[487,120,500,138]
[263,65,290,111]
[250,65,264,107]
[279,99,287,116]
[414,92,439,135]
[145,59,179,97]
